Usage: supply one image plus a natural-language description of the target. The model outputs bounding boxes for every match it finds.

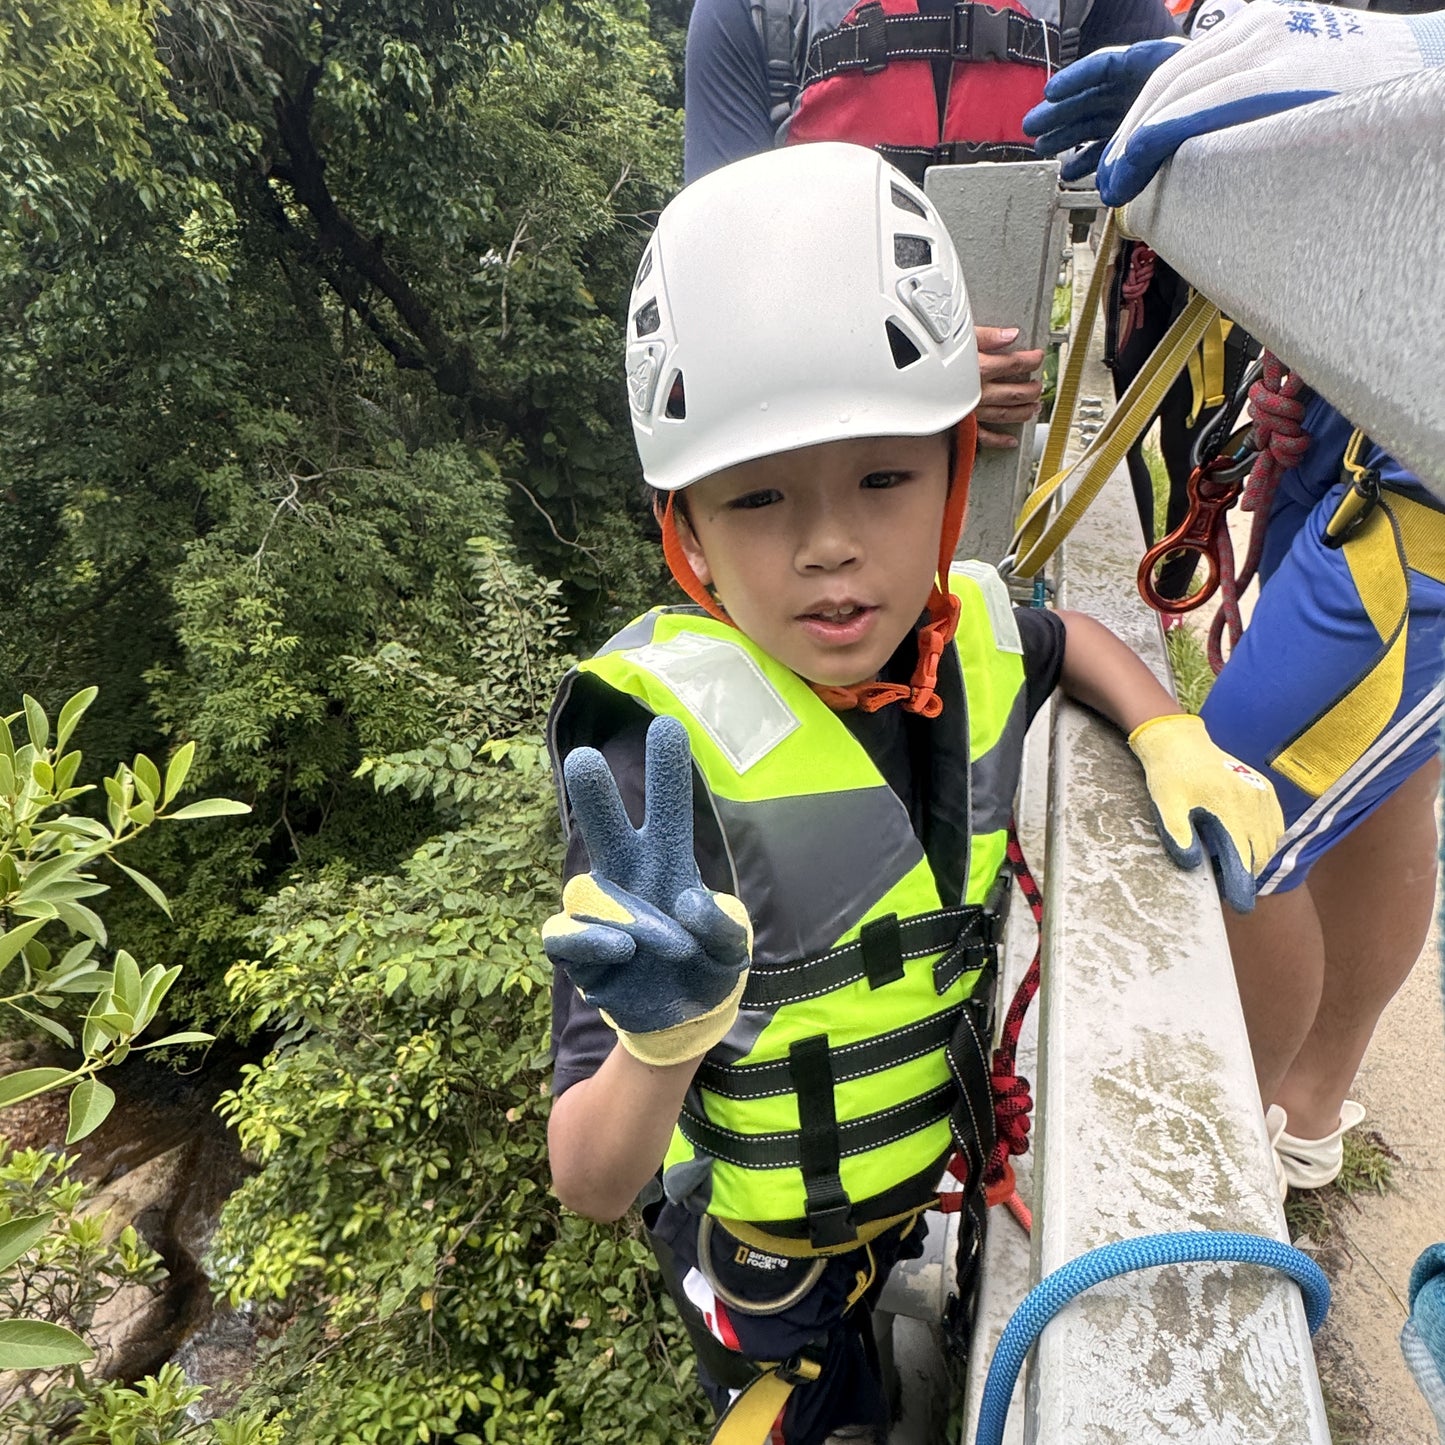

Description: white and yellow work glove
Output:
[1128,712,1285,913]
[1093,2,1445,206]
[541,716,753,1067]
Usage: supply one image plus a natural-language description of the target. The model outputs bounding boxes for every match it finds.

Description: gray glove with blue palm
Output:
[542,716,753,1067]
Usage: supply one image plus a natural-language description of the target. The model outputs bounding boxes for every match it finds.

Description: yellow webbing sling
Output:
[708,1356,821,1445]
[1272,432,1445,798]
[1007,212,1223,578]
[1186,315,1234,428]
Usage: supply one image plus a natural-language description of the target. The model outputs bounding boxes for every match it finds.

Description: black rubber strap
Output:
[944,991,997,1189]
[743,905,987,1009]
[789,1036,856,1247]
[696,1005,965,1100]
[679,1082,957,1171]
[875,141,1039,185]
[805,3,1057,82]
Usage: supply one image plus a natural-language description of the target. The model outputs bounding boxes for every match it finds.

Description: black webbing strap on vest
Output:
[696,1005,964,1099]
[789,1035,856,1247]
[679,1081,959,1173]
[742,903,992,1009]
[876,140,1039,184]
[805,2,1059,84]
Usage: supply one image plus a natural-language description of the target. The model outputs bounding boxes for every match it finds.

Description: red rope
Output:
[1206,352,1309,673]
[983,827,1044,1191]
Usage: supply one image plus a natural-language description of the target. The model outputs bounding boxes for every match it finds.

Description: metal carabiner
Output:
[1136,451,1250,614]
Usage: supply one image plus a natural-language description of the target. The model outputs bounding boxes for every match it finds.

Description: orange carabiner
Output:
[1137,453,1249,614]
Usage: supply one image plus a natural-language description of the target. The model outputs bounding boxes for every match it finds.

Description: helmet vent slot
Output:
[635,249,653,287]
[894,235,932,269]
[885,320,923,370]
[890,183,927,218]
[664,371,687,419]
[634,298,661,337]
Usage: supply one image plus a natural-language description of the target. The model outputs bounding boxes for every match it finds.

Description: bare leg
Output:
[1272,757,1441,1138]
[1223,884,1326,1109]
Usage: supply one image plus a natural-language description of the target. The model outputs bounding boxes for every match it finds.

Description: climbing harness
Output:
[1136,435,1254,614]
[679,826,1048,1445]
[1269,434,1445,798]
[972,1231,1330,1445]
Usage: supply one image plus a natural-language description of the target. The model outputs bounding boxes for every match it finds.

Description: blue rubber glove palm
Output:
[1095,2,1445,205]
[1127,713,1285,913]
[1022,39,1186,181]
[542,716,753,1067]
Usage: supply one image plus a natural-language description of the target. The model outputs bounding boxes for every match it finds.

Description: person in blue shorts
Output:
[1199,398,1445,1188]
[1022,0,1445,1191]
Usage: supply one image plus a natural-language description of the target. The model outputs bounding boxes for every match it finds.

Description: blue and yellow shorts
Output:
[1201,432,1445,895]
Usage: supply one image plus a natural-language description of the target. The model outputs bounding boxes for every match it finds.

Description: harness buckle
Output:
[1323,466,1381,550]
[955,2,1011,63]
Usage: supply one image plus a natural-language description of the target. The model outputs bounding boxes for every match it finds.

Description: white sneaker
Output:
[1274,1100,1367,1191]
[1265,1105,1290,1201]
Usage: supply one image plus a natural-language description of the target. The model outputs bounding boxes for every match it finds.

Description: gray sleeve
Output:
[684,0,778,182]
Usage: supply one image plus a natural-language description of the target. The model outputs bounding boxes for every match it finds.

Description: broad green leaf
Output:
[165,798,252,821]
[54,687,98,752]
[140,1031,214,1050]
[0,919,49,974]
[113,861,171,918]
[66,1079,116,1143]
[163,741,196,804]
[0,1068,73,1108]
[0,714,13,766]
[134,964,181,1027]
[0,1319,94,1370]
[12,1008,74,1049]
[132,753,162,804]
[22,696,48,752]
[112,951,142,1014]
[0,1213,53,1273]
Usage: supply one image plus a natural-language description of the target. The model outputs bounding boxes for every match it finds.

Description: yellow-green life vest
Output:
[549,565,1030,1245]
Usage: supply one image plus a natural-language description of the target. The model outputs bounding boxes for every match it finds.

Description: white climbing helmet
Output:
[626,142,981,492]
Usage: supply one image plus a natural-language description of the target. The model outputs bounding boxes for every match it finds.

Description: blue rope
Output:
[973,1229,1330,1445]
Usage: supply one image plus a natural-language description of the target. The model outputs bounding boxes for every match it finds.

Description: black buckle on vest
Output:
[805,1197,859,1250]
[954,3,1012,63]
[859,913,906,990]
[859,2,888,73]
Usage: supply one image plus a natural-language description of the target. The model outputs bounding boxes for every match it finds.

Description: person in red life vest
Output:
[683,0,1180,450]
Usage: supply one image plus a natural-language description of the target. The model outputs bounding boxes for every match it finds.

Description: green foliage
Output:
[1,0,679,1021]
[0,1145,165,1413]
[208,618,706,1442]
[0,688,246,1137]
[1165,625,1215,716]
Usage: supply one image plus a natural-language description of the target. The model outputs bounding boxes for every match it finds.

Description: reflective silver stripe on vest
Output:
[625,631,800,775]
[970,685,1029,838]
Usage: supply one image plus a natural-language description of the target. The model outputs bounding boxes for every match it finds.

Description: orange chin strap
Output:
[660,415,978,718]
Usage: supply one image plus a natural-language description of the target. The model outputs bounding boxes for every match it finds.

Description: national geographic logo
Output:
[734,1245,791,1272]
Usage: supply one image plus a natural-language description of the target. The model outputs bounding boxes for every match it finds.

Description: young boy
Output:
[543,142,1282,1445]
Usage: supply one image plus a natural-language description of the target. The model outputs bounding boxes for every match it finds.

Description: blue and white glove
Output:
[1022,39,1186,181]
[1094,1,1445,205]
[542,716,753,1067]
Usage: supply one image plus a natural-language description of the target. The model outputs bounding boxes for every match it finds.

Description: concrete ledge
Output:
[958,240,1331,1444]
[1119,71,1445,490]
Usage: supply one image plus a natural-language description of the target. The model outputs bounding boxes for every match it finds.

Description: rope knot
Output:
[1117,244,1156,351]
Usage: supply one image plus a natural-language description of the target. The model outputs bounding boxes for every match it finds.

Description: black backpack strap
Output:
[1054,0,1093,65]
[805,2,1058,84]
[751,0,807,129]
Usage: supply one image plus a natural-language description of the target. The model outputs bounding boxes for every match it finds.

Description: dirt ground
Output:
[1185,513,1444,1443]
[1310,903,1445,1444]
